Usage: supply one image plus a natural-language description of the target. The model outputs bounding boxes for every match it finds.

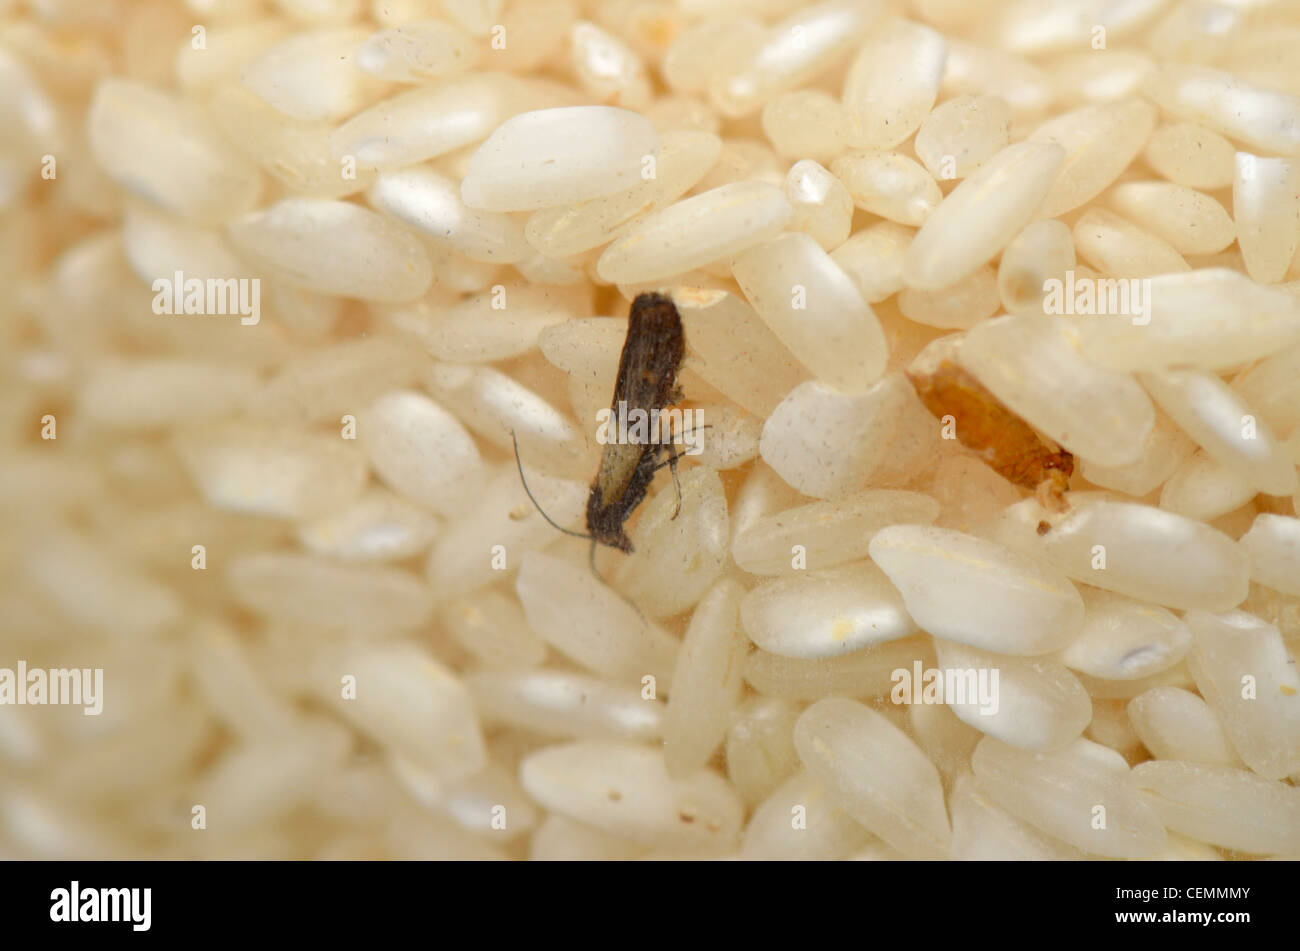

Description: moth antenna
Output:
[510,430,595,542]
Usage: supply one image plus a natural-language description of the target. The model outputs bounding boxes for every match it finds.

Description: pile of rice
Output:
[2,0,1300,860]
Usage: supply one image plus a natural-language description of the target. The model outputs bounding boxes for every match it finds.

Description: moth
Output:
[906,345,1073,512]
[514,291,690,570]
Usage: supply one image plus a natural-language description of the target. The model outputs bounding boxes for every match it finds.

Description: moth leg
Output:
[651,448,687,520]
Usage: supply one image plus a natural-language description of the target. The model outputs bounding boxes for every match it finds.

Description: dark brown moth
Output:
[906,355,1073,512]
[513,291,689,568]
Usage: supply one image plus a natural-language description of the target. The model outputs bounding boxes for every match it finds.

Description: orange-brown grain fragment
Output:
[906,358,1072,511]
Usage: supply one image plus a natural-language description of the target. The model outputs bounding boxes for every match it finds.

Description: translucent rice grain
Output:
[725,697,801,805]
[481,0,576,73]
[519,742,743,850]
[1233,153,1300,285]
[744,636,932,701]
[366,166,529,262]
[361,390,482,516]
[197,724,351,831]
[783,160,852,251]
[515,551,679,685]
[1140,367,1298,495]
[1126,687,1242,767]
[913,95,1010,182]
[207,83,373,199]
[662,16,763,96]
[740,769,872,860]
[611,468,730,619]
[898,265,999,330]
[1029,99,1157,218]
[1148,0,1241,63]
[426,466,586,594]
[439,0,504,36]
[296,488,440,562]
[869,524,1084,656]
[642,97,719,136]
[174,22,291,91]
[309,642,486,783]
[934,640,1092,752]
[596,181,792,284]
[121,202,249,286]
[174,422,367,520]
[460,106,658,212]
[1142,121,1236,190]
[1231,342,1300,437]
[708,0,882,118]
[1071,269,1300,372]
[902,141,1065,290]
[355,20,479,82]
[570,21,651,109]
[690,404,760,471]
[254,336,428,423]
[87,79,260,223]
[78,359,258,428]
[759,376,904,499]
[1185,609,1300,780]
[513,249,588,286]
[841,17,947,150]
[524,129,722,258]
[1132,761,1300,855]
[1145,64,1300,158]
[829,152,941,227]
[948,772,1084,860]
[903,700,978,784]
[794,697,951,858]
[663,580,747,777]
[1061,587,1191,681]
[1047,50,1156,106]
[546,315,632,381]
[740,563,916,659]
[438,588,547,668]
[1072,208,1189,278]
[1107,181,1234,256]
[1159,450,1257,522]
[330,73,580,170]
[467,669,663,741]
[971,736,1166,858]
[1084,697,1142,763]
[731,489,939,575]
[829,221,913,303]
[732,232,887,391]
[959,316,1155,466]
[528,814,647,861]
[384,293,556,366]
[761,90,848,163]
[996,496,1251,612]
[425,362,584,478]
[228,552,435,633]
[997,219,1074,317]
[227,199,432,301]
[24,530,181,639]
[941,40,1050,119]
[929,456,1020,533]
[1239,514,1300,596]
[240,28,381,121]
[991,0,1165,55]
[432,760,538,840]
[275,0,364,23]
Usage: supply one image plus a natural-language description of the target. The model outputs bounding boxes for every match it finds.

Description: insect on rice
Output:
[514,291,691,569]
[906,343,1073,512]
